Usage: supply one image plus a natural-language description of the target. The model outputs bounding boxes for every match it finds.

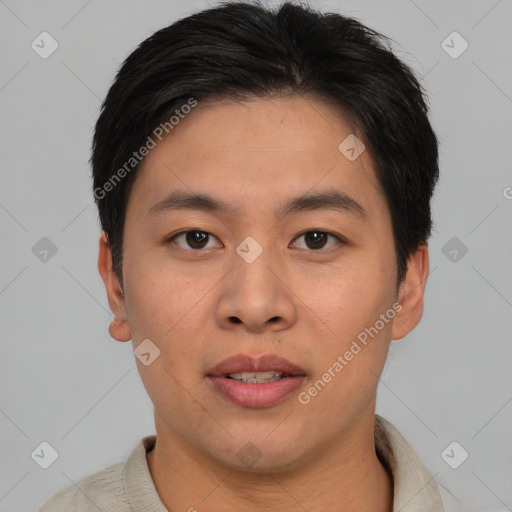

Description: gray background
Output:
[1,0,511,510]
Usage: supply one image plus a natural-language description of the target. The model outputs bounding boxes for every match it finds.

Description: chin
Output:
[205,434,310,474]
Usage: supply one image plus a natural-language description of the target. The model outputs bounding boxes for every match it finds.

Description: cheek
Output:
[124,261,218,375]
[324,261,393,334]
[124,265,205,344]
[126,272,210,399]
[304,260,395,401]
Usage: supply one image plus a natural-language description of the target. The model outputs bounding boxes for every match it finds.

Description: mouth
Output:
[224,370,296,384]
[206,353,306,377]
[205,354,307,408]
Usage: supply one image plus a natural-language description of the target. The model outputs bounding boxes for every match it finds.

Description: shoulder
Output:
[38,461,128,512]
[38,436,159,512]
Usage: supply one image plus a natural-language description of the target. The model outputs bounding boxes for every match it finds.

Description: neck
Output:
[147,411,393,512]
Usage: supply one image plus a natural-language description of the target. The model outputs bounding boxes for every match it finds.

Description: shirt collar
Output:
[122,435,168,512]
[375,414,445,511]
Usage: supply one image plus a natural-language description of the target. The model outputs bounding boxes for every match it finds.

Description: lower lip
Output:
[207,375,306,408]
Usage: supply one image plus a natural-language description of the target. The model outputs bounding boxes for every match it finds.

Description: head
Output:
[95,1,438,471]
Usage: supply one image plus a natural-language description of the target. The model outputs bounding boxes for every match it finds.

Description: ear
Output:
[391,244,429,341]
[97,232,132,342]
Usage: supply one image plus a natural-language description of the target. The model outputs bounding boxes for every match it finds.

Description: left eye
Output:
[292,231,342,250]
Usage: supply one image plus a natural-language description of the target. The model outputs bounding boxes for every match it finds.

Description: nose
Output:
[215,241,297,333]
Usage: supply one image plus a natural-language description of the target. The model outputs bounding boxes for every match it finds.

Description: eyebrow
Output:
[148,188,367,220]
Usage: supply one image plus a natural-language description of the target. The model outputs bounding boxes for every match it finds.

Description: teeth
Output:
[227,371,289,383]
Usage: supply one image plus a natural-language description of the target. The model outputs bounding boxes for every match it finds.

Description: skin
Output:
[98,95,429,512]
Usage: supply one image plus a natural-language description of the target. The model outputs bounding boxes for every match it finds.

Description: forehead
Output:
[128,95,384,219]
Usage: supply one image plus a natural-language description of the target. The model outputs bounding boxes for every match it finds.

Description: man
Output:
[40,1,444,510]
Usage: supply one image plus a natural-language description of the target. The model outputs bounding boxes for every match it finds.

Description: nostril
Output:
[229,316,242,323]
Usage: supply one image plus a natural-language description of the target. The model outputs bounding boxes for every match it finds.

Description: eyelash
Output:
[166,229,345,252]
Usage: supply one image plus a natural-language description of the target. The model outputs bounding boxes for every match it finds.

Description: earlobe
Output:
[97,232,132,342]
[109,318,131,342]
[391,244,429,341]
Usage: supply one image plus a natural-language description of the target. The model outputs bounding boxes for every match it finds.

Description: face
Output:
[99,95,427,472]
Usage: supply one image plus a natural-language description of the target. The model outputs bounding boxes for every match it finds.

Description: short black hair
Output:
[91,0,439,290]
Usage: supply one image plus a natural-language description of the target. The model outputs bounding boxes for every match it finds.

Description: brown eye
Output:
[171,230,221,250]
[293,231,341,250]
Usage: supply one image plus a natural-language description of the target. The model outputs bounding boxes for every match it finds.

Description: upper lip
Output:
[206,354,306,377]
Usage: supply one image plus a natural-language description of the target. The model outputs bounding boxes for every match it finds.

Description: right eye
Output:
[167,230,222,250]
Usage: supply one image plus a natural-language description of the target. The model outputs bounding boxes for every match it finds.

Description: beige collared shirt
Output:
[39,414,445,511]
